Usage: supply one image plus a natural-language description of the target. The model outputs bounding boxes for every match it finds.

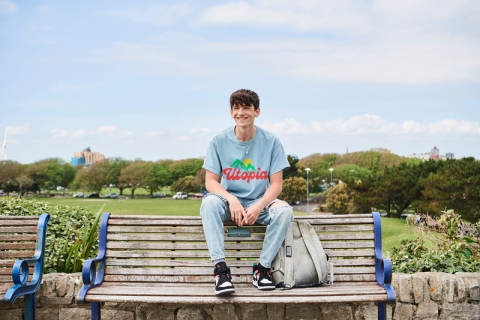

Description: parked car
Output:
[150,193,166,198]
[0,190,4,196]
[172,192,188,199]
[105,192,119,198]
[87,193,100,198]
[194,193,203,199]
[73,192,84,198]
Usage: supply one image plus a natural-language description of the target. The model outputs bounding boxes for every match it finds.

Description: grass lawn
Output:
[32,197,419,253]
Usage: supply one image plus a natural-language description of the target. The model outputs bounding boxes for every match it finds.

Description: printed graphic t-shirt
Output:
[203,126,290,201]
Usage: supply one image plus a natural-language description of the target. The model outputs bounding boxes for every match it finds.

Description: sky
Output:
[1,0,480,164]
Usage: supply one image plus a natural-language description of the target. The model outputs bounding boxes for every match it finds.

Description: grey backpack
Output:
[271,220,333,289]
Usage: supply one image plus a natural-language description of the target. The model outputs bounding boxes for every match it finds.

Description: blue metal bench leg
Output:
[92,302,101,320]
[378,302,386,320]
[24,293,36,320]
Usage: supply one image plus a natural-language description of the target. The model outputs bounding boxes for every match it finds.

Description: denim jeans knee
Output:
[200,194,230,261]
[258,205,293,268]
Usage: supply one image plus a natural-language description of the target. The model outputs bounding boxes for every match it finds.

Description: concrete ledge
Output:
[1,272,479,320]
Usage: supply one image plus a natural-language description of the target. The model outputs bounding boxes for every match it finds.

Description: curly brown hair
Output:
[229,89,260,110]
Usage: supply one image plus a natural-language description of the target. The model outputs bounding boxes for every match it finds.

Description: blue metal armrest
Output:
[372,212,396,304]
[77,213,111,304]
[3,213,50,304]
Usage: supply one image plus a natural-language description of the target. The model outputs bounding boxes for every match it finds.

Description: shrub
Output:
[390,209,479,273]
[0,197,101,273]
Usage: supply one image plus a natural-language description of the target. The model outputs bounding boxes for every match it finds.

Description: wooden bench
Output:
[77,212,395,320]
[1,214,50,320]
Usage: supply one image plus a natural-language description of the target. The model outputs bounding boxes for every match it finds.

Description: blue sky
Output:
[1,0,479,163]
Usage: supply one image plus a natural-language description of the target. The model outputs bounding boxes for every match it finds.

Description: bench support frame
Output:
[2,213,50,320]
[372,212,396,320]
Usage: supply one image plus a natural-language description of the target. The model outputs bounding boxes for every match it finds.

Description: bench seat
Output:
[77,213,395,320]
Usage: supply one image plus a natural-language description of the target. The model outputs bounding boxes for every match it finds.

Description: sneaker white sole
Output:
[253,280,276,291]
[215,288,235,295]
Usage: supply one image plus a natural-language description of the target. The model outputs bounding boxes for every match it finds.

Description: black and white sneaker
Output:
[252,263,275,291]
[214,262,235,295]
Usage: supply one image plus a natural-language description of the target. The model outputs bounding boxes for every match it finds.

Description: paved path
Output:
[292,202,333,215]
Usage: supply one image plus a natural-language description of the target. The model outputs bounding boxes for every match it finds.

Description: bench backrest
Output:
[0,216,40,298]
[103,214,377,286]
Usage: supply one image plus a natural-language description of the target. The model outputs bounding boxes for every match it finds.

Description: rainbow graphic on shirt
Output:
[222,158,268,183]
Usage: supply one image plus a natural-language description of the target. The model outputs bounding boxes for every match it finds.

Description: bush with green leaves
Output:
[0,197,101,273]
[390,209,479,273]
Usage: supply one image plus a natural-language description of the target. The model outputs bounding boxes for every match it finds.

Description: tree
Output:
[105,158,132,195]
[145,162,170,195]
[26,158,76,191]
[325,183,351,214]
[71,163,109,192]
[194,168,206,192]
[280,177,307,203]
[15,175,34,197]
[0,161,24,194]
[283,155,305,179]
[417,158,480,222]
[118,161,150,196]
[169,158,203,183]
[171,176,198,193]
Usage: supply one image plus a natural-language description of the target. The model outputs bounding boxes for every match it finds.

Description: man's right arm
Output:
[205,170,246,226]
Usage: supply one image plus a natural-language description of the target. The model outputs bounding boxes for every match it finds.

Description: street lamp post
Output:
[329,168,334,187]
[305,168,311,213]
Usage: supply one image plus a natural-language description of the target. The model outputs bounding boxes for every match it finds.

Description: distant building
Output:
[409,146,454,161]
[71,147,105,166]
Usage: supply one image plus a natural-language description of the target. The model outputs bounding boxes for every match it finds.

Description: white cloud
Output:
[0,0,16,15]
[260,115,480,136]
[176,135,189,141]
[5,123,30,135]
[145,131,163,138]
[189,128,211,134]
[71,129,86,138]
[97,125,132,138]
[51,129,69,138]
[197,1,373,33]
[110,4,192,26]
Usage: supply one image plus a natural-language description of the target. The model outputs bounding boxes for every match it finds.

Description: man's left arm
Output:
[243,170,283,225]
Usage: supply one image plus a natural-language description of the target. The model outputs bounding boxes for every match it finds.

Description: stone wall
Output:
[1,272,479,320]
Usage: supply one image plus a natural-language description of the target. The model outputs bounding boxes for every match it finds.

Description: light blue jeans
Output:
[200,193,294,268]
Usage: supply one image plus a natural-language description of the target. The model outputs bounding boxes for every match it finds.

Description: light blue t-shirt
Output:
[203,126,290,201]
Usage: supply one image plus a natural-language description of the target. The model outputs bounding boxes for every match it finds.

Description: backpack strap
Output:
[298,220,326,284]
[283,221,295,289]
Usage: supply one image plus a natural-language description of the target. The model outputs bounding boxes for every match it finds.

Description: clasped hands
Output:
[227,197,263,227]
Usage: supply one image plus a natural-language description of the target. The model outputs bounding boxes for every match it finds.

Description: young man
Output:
[200,89,294,295]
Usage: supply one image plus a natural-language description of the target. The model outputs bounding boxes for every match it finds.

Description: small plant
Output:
[0,197,101,273]
[391,209,479,273]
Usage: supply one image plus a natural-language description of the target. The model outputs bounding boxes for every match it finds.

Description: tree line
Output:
[0,157,204,197]
[1,150,478,222]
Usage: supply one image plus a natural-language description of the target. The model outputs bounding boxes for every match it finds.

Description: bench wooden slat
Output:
[88,284,385,297]
[84,293,386,304]
[102,273,375,283]
[106,241,374,250]
[107,224,374,233]
[105,248,374,259]
[0,243,36,250]
[0,226,38,233]
[0,260,17,267]
[105,266,375,276]
[105,258,376,268]
[106,233,374,242]
[0,274,33,282]
[0,251,36,258]
[0,235,38,241]
[107,218,374,226]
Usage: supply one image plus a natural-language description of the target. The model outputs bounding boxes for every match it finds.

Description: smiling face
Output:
[230,104,260,128]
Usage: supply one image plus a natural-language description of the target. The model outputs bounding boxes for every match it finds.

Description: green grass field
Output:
[32,197,418,254]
